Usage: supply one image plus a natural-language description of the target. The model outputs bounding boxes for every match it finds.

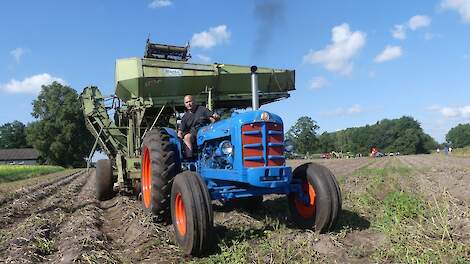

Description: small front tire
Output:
[171,171,213,256]
[288,163,341,232]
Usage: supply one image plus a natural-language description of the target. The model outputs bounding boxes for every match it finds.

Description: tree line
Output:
[286,116,469,156]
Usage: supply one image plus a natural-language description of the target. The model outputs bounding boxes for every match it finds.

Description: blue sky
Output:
[1,0,469,143]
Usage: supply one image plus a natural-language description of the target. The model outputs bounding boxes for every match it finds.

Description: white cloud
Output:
[430,105,470,118]
[392,24,407,40]
[148,0,172,8]
[10,48,28,63]
[319,104,363,117]
[408,15,432,30]
[303,23,366,75]
[195,54,211,63]
[308,76,329,90]
[0,73,66,94]
[391,15,431,39]
[191,25,230,49]
[441,0,470,23]
[374,45,402,63]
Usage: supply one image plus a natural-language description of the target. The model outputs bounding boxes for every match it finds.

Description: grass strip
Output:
[0,165,64,183]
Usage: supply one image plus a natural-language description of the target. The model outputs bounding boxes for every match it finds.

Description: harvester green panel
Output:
[81,87,128,157]
[115,58,295,109]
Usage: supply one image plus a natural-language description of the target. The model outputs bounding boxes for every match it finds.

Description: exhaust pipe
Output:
[251,65,259,110]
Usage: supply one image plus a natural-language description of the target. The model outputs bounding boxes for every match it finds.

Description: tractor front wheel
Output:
[96,159,114,201]
[171,171,213,256]
[288,162,341,232]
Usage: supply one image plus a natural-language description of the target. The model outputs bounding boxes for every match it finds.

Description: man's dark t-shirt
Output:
[181,105,213,135]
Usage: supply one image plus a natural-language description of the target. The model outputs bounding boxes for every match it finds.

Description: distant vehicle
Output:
[370,147,384,158]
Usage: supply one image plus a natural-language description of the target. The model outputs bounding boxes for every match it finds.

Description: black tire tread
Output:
[288,162,341,233]
[171,171,213,256]
[142,128,178,223]
[96,159,114,201]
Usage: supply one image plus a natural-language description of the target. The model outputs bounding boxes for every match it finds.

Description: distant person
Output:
[444,147,449,156]
[177,95,219,158]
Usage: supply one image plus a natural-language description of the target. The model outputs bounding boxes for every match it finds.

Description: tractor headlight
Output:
[220,140,233,155]
[260,111,270,121]
[284,139,294,152]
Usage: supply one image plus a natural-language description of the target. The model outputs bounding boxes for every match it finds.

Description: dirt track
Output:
[0,155,469,263]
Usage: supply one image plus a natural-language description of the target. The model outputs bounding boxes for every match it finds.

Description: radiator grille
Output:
[242,122,284,167]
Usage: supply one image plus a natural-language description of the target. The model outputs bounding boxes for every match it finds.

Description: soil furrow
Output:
[0,169,82,206]
[0,170,90,263]
[0,170,86,227]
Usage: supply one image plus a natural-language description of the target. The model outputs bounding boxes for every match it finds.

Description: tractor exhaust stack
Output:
[251,65,259,110]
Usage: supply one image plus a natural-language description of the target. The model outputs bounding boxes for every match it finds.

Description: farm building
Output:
[0,148,39,165]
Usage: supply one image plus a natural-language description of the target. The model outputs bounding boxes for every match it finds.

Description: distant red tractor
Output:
[370,147,384,158]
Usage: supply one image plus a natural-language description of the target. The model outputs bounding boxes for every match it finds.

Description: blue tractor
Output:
[81,41,341,256]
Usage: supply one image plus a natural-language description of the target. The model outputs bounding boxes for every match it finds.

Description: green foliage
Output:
[26,82,94,167]
[34,236,55,255]
[0,120,30,149]
[285,116,319,154]
[318,116,437,155]
[0,165,64,183]
[380,191,423,228]
[446,123,470,148]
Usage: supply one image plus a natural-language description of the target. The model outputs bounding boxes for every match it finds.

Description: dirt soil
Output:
[0,155,469,263]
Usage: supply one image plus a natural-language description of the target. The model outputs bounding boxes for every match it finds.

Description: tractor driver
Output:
[177,95,219,158]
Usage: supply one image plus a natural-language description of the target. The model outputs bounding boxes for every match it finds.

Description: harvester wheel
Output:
[171,171,213,256]
[141,129,178,223]
[288,162,341,232]
[96,159,114,201]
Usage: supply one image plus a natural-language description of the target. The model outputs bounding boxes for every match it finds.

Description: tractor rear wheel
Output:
[171,171,213,256]
[96,159,114,201]
[141,129,178,223]
[288,162,341,232]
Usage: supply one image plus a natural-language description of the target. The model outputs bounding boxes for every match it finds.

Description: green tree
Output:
[446,123,470,148]
[26,82,94,167]
[286,116,319,154]
[0,120,30,149]
[318,116,436,155]
[318,132,335,153]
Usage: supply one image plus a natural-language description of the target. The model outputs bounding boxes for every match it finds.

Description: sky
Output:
[1,0,470,143]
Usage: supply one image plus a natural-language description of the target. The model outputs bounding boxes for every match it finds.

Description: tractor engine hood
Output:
[196,110,283,145]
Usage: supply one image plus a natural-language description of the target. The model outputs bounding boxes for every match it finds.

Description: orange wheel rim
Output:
[175,192,186,236]
[294,181,316,219]
[142,147,152,208]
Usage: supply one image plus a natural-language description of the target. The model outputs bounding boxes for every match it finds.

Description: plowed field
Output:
[1,154,469,263]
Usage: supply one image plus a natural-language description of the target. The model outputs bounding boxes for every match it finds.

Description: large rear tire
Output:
[171,171,213,256]
[288,162,341,232]
[141,129,178,223]
[96,159,114,201]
